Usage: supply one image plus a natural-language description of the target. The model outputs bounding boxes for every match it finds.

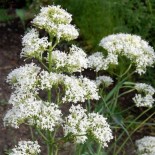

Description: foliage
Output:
[55,0,155,51]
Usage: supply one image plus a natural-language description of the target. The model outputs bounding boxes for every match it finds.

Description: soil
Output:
[0,19,27,154]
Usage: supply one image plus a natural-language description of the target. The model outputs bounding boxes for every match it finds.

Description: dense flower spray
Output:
[4,5,113,155]
[132,83,155,107]
[9,141,41,155]
[88,34,155,75]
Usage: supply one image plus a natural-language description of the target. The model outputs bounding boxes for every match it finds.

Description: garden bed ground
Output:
[0,19,28,154]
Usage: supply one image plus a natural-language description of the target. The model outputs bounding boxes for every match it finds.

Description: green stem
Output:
[108,108,150,154]
[120,64,132,78]
[97,144,102,155]
[38,58,49,70]
[115,110,155,155]
[118,89,135,98]
[37,128,49,142]
[54,146,59,155]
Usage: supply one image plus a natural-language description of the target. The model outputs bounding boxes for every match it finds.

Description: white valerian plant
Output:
[135,136,155,155]
[4,5,113,155]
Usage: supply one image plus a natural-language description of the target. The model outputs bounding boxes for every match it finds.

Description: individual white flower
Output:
[135,136,155,155]
[39,70,63,90]
[134,83,155,96]
[88,113,113,148]
[96,75,113,87]
[32,5,79,41]
[99,33,155,75]
[9,141,41,155]
[6,63,40,91]
[63,104,90,143]
[133,94,154,108]
[21,28,51,58]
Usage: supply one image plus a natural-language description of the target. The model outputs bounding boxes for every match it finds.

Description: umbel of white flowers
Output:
[133,83,155,107]
[88,34,155,75]
[9,141,41,155]
[135,136,155,155]
[4,5,113,154]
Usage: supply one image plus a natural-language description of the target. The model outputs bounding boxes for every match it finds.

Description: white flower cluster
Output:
[63,104,89,143]
[21,28,51,58]
[88,52,118,72]
[88,34,155,74]
[64,105,113,147]
[62,76,99,103]
[7,63,40,91]
[47,45,88,73]
[39,70,63,90]
[95,75,113,87]
[88,113,113,147]
[4,98,62,131]
[9,141,41,155]
[98,33,155,75]
[134,83,155,95]
[133,83,155,107]
[38,70,99,103]
[135,136,155,155]
[32,5,79,41]
[6,63,40,106]
[34,102,62,131]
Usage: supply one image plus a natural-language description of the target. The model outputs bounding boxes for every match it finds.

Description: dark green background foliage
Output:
[55,0,155,52]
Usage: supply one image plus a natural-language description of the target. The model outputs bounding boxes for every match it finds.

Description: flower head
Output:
[6,63,40,92]
[4,98,62,131]
[63,104,89,143]
[21,28,51,58]
[62,75,99,103]
[9,141,41,155]
[32,5,79,41]
[63,105,113,147]
[47,45,87,73]
[136,136,155,155]
[98,33,155,75]
[133,83,155,107]
[96,75,113,87]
